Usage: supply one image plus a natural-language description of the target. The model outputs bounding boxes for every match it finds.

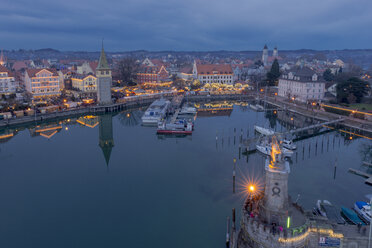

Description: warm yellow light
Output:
[65,127,68,130]
[249,185,255,192]
[290,117,293,121]
[126,113,130,118]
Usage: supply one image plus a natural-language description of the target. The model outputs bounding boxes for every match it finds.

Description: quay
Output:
[0,93,254,129]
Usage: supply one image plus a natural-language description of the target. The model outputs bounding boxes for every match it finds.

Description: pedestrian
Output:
[357,222,362,233]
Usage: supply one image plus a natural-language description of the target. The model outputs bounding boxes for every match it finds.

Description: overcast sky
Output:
[1,0,372,51]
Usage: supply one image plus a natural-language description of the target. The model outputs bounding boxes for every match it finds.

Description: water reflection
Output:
[98,115,114,166]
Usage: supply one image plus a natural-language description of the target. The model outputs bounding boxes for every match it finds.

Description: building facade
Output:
[96,44,112,105]
[278,67,325,102]
[136,65,169,84]
[0,65,16,95]
[71,74,97,92]
[25,68,61,98]
[193,63,233,84]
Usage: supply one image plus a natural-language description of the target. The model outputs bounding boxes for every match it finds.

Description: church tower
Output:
[262,44,268,66]
[273,47,278,58]
[0,50,6,66]
[98,115,114,166]
[96,42,112,105]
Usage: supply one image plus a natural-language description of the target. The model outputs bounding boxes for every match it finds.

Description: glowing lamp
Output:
[249,185,255,192]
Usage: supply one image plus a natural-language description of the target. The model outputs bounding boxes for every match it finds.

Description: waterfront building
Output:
[193,62,233,84]
[98,115,114,165]
[96,44,112,105]
[278,66,325,102]
[0,65,16,95]
[71,74,97,97]
[136,65,169,84]
[262,44,269,66]
[24,68,61,98]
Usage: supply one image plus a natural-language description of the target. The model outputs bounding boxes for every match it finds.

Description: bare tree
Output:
[117,57,139,85]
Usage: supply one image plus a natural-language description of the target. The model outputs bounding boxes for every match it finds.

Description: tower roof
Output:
[264,44,268,49]
[100,142,113,165]
[96,42,109,70]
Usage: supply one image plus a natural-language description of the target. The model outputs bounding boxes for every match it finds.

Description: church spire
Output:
[97,40,109,70]
[0,49,5,66]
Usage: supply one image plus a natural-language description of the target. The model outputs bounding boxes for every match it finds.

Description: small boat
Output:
[254,125,275,136]
[341,207,365,225]
[354,201,371,224]
[179,106,197,115]
[316,200,345,224]
[282,139,297,150]
[256,104,265,111]
[249,104,258,111]
[157,121,193,135]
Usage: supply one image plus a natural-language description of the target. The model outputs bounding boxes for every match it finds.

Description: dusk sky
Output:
[2,0,372,51]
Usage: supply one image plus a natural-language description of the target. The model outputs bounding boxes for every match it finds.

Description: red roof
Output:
[26,68,58,77]
[0,65,10,73]
[89,61,98,72]
[12,61,28,71]
[196,64,233,75]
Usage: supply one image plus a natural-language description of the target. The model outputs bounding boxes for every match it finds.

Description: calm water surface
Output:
[0,103,371,248]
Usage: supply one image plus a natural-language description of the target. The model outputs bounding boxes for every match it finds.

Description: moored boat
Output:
[157,121,193,135]
[341,206,365,225]
[254,125,275,136]
[353,201,371,224]
[179,106,197,115]
[141,99,171,125]
[282,139,297,150]
[316,200,345,224]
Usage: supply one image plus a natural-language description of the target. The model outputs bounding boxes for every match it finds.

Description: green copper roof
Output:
[97,42,109,70]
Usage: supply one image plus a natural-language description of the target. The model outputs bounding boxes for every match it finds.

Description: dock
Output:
[348,168,372,185]
[286,118,345,135]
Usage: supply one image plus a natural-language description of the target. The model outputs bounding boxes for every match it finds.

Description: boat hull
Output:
[157,130,192,135]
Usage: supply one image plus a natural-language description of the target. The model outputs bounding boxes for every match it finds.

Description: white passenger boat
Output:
[354,201,371,224]
[141,99,171,125]
[254,125,275,136]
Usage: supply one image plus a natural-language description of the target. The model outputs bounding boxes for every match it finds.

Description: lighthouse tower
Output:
[259,138,290,227]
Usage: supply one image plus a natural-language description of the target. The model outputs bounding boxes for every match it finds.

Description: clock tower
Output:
[96,42,112,105]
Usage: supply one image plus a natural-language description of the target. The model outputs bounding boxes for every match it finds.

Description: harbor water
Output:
[0,102,370,248]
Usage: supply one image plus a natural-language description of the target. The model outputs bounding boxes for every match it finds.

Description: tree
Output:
[191,79,201,90]
[266,59,280,86]
[336,77,369,103]
[117,57,139,85]
[323,69,334,82]
[172,75,187,89]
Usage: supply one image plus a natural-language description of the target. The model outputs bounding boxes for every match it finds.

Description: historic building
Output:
[262,44,269,66]
[24,68,61,98]
[77,61,98,75]
[0,65,16,95]
[96,44,112,105]
[273,47,278,58]
[0,50,6,66]
[192,63,233,84]
[278,66,325,102]
[136,65,169,84]
[71,74,97,97]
